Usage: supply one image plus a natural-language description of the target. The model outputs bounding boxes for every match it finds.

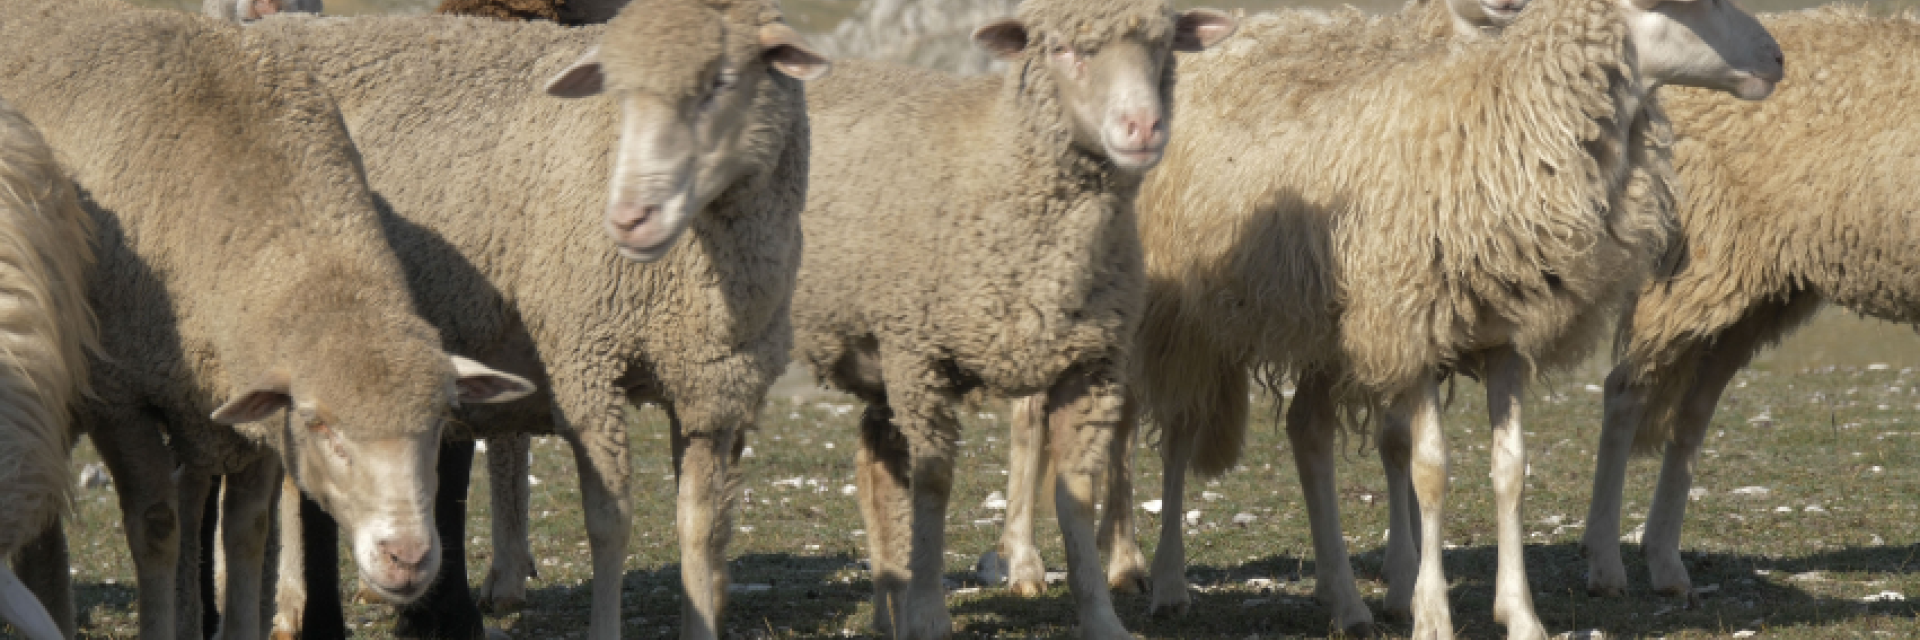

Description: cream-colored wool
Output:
[1138,0,1672,478]
[1584,5,1920,599]
[253,1,810,636]
[0,98,94,586]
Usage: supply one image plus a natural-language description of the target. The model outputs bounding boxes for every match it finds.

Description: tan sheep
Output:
[792,0,1233,636]
[434,0,619,24]
[0,98,96,640]
[1085,0,1783,636]
[247,0,827,637]
[1582,5,1920,600]
[982,0,1526,604]
[0,1,537,639]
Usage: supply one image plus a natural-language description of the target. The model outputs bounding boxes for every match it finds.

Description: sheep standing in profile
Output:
[1090,0,1782,635]
[982,0,1530,603]
[1583,6,1920,601]
[0,1,538,639]
[0,99,95,640]
[248,0,827,637]
[792,0,1233,635]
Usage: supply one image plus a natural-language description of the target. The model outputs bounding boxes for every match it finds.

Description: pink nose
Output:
[378,537,431,570]
[605,202,662,248]
[1118,111,1162,150]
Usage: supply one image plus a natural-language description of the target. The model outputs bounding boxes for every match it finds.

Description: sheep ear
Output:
[972,18,1029,60]
[761,24,831,81]
[1173,8,1237,52]
[450,356,536,405]
[212,371,293,425]
[546,46,605,98]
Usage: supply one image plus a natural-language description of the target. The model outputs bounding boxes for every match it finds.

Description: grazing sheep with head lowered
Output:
[1099,0,1782,635]
[0,98,95,640]
[247,0,827,637]
[983,0,1529,603]
[1582,5,1920,600]
[0,1,537,638]
[793,0,1234,635]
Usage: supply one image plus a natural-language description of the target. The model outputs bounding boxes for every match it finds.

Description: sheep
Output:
[244,0,828,637]
[980,0,1530,602]
[1581,5,1920,600]
[0,1,539,639]
[1042,0,1780,636]
[0,98,96,640]
[790,0,1234,635]
[434,0,619,24]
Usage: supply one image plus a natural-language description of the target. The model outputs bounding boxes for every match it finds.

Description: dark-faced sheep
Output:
[1582,5,1920,601]
[246,0,827,637]
[1094,0,1783,636]
[791,0,1234,636]
[0,1,538,639]
[0,98,95,640]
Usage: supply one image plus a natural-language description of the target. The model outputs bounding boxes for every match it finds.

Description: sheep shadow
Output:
[504,553,869,635]
[69,580,138,635]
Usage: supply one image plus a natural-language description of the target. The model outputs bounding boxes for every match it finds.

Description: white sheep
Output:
[1108,0,1781,636]
[791,0,1234,635]
[247,0,828,637]
[0,98,96,640]
[1582,5,1920,600]
[0,2,537,639]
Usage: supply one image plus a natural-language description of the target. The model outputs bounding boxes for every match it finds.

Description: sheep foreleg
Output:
[92,414,184,640]
[1379,385,1423,619]
[14,517,74,638]
[1583,365,1647,597]
[1485,349,1545,640]
[1146,421,1194,617]
[669,406,738,640]
[856,405,912,637]
[479,433,536,613]
[996,394,1050,597]
[1644,339,1750,598]
[1096,397,1149,594]
[1402,379,1453,640]
[1046,374,1129,638]
[1287,371,1375,636]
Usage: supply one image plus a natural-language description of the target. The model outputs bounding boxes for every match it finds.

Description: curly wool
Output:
[0,100,95,555]
[1135,0,1675,475]
[1616,6,1920,451]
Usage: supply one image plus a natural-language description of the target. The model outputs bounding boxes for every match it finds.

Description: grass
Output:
[26,330,1920,638]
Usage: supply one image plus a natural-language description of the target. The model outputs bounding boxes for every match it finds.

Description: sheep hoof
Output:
[1008,579,1047,597]
[484,627,511,640]
[1339,621,1378,638]
[1109,572,1148,595]
[1585,583,1624,598]
[270,630,297,640]
[479,595,526,613]
[1146,592,1190,618]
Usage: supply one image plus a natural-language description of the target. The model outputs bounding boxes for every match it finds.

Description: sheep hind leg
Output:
[1046,373,1129,638]
[1643,324,1764,598]
[478,433,536,613]
[1380,388,1422,621]
[15,517,74,638]
[90,413,184,640]
[1402,379,1454,640]
[1485,348,1545,640]
[1582,363,1649,598]
[562,386,636,640]
[1097,397,1149,595]
[855,405,913,637]
[176,469,214,640]
[668,405,745,640]
[1146,421,1194,617]
[1286,371,1375,636]
[212,456,280,640]
[994,394,1050,597]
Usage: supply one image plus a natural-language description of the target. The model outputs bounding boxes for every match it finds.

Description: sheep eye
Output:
[699,69,738,113]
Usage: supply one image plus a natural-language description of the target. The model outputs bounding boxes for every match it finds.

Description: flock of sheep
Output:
[0,0,1906,636]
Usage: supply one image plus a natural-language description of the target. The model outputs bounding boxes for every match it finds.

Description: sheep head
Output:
[1622,0,1783,100]
[546,0,828,262]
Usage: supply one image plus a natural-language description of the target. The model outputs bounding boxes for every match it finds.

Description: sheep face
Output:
[546,0,827,262]
[211,356,534,603]
[1623,0,1783,100]
[974,8,1236,172]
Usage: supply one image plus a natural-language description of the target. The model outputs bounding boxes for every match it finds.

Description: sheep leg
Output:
[1485,349,1544,640]
[667,404,741,640]
[1046,373,1130,638]
[1096,397,1149,594]
[855,404,912,636]
[1379,389,1422,619]
[1582,364,1648,597]
[0,564,62,640]
[270,474,306,640]
[478,433,535,613]
[1401,379,1454,640]
[176,468,215,640]
[296,489,348,640]
[215,456,281,640]
[90,413,183,640]
[995,394,1050,597]
[1286,371,1376,636]
[901,441,957,640]
[1643,335,1753,598]
[564,393,635,640]
[1146,420,1194,617]
[14,518,74,639]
